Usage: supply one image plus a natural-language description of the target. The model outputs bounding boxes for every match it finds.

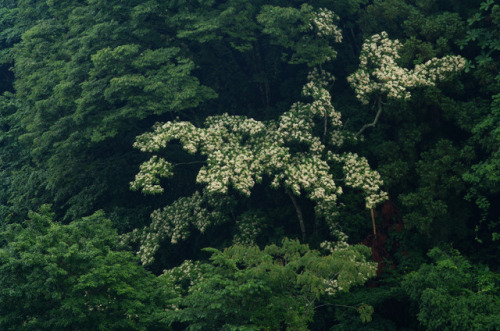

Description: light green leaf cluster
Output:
[161,260,204,300]
[402,247,500,330]
[348,32,466,104]
[0,206,166,330]
[160,238,377,330]
[319,237,378,296]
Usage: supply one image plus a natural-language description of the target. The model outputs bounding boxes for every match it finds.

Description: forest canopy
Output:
[0,0,499,329]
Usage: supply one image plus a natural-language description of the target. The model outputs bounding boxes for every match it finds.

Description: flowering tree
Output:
[127,14,411,265]
[129,30,469,265]
[347,31,466,137]
[343,32,467,235]
[130,67,388,264]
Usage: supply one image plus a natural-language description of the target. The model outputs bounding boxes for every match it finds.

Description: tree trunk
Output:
[286,189,306,241]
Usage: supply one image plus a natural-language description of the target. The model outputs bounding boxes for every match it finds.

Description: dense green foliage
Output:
[402,247,500,330]
[0,0,499,329]
[162,239,376,330]
[0,206,168,330]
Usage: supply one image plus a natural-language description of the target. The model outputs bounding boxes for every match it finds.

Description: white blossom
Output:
[311,8,342,42]
[347,32,466,105]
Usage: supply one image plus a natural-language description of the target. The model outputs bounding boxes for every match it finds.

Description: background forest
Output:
[0,0,499,330]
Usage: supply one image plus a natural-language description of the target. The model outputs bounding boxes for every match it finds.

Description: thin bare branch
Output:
[356,97,383,137]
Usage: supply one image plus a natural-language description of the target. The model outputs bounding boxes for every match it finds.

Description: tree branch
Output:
[356,97,383,138]
[314,303,359,311]
[173,161,206,167]
[323,111,328,143]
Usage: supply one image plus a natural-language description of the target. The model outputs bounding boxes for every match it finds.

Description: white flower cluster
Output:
[314,201,341,235]
[320,229,352,253]
[307,67,335,86]
[281,153,341,202]
[311,8,342,42]
[347,32,466,104]
[196,115,276,196]
[323,278,340,295]
[232,211,267,246]
[133,121,202,153]
[342,152,389,209]
[131,191,231,265]
[130,156,172,194]
[161,260,203,297]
